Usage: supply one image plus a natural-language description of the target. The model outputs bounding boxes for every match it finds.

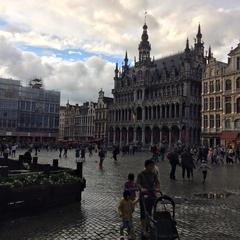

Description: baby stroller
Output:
[142,193,180,240]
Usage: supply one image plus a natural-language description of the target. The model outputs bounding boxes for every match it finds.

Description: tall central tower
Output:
[138,22,151,62]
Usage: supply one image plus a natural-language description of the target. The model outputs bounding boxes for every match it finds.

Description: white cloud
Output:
[0,37,114,104]
[0,0,239,59]
[0,0,240,104]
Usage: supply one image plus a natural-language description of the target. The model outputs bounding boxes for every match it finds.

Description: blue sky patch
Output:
[17,44,130,65]
[0,18,8,27]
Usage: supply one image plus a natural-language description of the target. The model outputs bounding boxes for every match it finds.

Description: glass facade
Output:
[0,78,60,140]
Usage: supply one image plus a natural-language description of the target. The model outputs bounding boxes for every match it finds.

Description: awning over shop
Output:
[221,131,240,140]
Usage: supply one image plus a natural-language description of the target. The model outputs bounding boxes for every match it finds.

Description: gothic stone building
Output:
[108,23,205,148]
[202,43,240,147]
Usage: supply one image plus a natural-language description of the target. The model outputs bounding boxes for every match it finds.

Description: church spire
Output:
[196,23,202,44]
[114,62,119,78]
[185,38,190,52]
[138,12,151,62]
[208,46,212,60]
[124,51,128,67]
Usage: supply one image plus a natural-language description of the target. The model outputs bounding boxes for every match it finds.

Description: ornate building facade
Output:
[58,106,66,140]
[63,101,96,141]
[108,23,205,147]
[202,43,240,147]
[94,89,113,143]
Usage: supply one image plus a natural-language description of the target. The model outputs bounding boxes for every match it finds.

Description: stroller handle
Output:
[154,195,176,219]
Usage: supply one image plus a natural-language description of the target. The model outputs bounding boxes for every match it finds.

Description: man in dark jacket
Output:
[181,148,195,179]
[167,148,180,180]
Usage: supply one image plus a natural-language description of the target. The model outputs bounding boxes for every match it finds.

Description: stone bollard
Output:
[52,159,58,168]
[32,156,38,165]
[76,162,83,178]
[0,166,8,177]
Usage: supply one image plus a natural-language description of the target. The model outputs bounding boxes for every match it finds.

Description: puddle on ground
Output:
[194,192,233,199]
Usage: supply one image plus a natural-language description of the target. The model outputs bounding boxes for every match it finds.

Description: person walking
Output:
[181,148,194,180]
[59,145,63,158]
[98,148,105,168]
[118,190,138,240]
[63,145,68,158]
[137,159,160,238]
[75,146,80,162]
[113,146,119,161]
[159,144,166,161]
[11,143,17,158]
[81,147,86,162]
[199,160,211,184]
[167,148,180,180]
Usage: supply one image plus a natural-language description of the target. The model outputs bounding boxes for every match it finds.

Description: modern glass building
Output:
[0,78,60,142]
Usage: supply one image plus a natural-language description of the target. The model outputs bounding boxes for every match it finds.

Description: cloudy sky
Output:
[0,0,239,104]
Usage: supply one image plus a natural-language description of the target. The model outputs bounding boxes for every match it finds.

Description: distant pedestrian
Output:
[34,143,38,156]
[113,146,119,161]
[11,144,17,158]
[159,145,166,161]
[81,147,86,162]
[98,148,105,168]
[167,148,180,180]
[3,146,10,161]
[199,160,211,184]
[75,146,80,162]
[181,148,194,180]
[59,146,63,158]
[63,146,68,158]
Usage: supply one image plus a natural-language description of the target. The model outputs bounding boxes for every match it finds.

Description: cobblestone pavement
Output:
[1,150,240,240]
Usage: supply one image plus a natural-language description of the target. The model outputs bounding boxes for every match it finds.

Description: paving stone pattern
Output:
[0,150,240,240]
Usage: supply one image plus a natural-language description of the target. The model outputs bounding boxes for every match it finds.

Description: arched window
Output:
[225,119,231,129]
[236,78,240,89]
[235,119,240,129]
[145,70,150,81]
[136,107,142,120]
[225,79,232,91]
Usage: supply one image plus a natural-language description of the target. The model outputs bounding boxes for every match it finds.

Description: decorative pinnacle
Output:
[144,10,147,24]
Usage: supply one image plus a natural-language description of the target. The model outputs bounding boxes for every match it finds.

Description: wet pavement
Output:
[1,150,240,240]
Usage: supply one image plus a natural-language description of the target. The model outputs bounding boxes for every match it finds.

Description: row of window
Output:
[203,78,240,94]
[203,96,221,110]
[75,116,94,125]
[0,119,16,128]
[203,114,240,129]
[203,115,221,128]
[19,114,59,128]
[19,101,59,113]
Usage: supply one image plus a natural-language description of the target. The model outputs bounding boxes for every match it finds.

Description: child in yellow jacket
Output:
[118,190,138,240]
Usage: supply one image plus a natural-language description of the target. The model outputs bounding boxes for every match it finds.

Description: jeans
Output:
[182,166,190,179]
[170,164,176,180]
[120,219,133,236]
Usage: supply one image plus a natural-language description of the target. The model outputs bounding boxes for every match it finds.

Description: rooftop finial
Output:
[144,10,147,24]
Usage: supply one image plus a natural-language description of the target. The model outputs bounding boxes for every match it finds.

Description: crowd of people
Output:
[1,139,240,239]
